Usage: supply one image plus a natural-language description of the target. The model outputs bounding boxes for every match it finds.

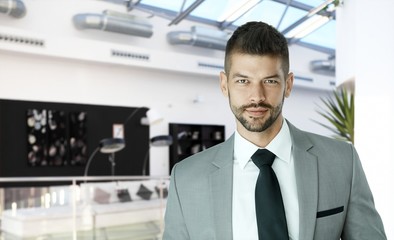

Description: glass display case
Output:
[0,176,169,240]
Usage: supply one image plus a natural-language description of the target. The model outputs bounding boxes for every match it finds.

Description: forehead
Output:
[227,53,285,78]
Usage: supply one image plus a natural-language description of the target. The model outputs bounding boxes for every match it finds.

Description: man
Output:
[163,21,386,240]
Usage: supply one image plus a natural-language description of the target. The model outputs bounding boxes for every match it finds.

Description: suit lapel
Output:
[209,135,234,240]
[209,124,319,239]
[287,121,318,240]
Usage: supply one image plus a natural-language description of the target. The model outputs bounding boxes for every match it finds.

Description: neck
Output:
[237,116,284,148]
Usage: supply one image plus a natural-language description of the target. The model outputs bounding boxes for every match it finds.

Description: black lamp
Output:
[84,138,125,177]
[142,135,173,176]
[98,138,126,153]
[84,107,163,177]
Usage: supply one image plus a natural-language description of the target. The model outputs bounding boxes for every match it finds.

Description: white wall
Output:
[336,0,394,237]
[0,0,334,176]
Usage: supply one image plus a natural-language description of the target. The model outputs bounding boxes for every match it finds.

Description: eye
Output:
[264,79,279,85]
[236,79,248,84]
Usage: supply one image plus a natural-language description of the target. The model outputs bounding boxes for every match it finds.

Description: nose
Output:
[249,83,266,103]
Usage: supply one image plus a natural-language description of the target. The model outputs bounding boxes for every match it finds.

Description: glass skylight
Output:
[139,0,336,52]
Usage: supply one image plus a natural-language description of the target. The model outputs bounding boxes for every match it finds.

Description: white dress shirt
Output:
[232,120,299,240]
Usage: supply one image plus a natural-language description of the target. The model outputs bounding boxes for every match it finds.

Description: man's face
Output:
[220,53,293,133]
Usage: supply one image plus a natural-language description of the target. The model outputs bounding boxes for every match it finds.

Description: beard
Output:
[229,95,284,133]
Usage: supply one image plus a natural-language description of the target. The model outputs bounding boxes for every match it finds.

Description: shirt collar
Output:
[234,120,292,169]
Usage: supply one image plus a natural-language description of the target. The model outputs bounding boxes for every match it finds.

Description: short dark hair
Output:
[224,21,289,76]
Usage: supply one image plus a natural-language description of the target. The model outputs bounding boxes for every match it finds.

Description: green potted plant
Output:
[314,87,354,144]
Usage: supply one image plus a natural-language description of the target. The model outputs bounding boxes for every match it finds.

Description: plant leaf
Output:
[313,87,354,143]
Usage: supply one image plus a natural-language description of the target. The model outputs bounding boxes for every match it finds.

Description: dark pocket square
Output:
[316,206,344,218]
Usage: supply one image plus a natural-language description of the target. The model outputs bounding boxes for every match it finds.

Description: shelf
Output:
[169,123,225,174]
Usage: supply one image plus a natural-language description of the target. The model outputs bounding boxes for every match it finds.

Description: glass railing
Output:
[0,176,170,240]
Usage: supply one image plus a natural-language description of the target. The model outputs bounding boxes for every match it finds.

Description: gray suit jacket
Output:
[163,121,386,239]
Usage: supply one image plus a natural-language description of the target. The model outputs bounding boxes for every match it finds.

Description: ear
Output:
[285,72,294,98]
[219,71,229,97]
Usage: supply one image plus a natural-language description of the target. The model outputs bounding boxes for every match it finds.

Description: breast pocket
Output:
[314,206,345,240]
[317,206,344,218]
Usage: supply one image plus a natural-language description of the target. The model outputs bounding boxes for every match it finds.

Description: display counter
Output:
[0,176,169,240]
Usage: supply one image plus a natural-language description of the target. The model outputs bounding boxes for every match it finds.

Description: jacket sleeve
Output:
[342,145,386,239]
[162,164,190,239]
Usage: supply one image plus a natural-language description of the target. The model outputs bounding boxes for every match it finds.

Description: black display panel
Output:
[0,99,149,179]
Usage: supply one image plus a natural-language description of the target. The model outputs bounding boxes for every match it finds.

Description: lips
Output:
[245,107,268,117]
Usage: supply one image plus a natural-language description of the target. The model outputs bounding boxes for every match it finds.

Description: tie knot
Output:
[251,149,276,169]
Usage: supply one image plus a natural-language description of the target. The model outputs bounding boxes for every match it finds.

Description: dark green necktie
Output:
[251,149,289,239]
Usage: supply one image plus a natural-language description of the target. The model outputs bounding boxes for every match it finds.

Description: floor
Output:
[0,221,162,240]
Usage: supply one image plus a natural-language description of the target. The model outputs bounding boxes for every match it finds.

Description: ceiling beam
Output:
[168,0,205,26]
[276,0,293,29]
[271,0,316,11]
[281,0,334,36]
[126,0,142,11]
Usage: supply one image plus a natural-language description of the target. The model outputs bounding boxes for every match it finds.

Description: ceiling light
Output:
[281,0,335,43]
[218,0,261,22]
[73,10,153,38]
[167,26,229,51]
[0,0,26,18]
[285,15,330,39]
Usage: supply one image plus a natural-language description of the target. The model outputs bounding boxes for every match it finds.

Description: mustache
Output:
[241,102,273,109]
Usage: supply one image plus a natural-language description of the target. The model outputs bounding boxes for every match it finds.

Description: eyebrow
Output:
[263,74,281,79]
[231,73,281,79]
[231,73,249,79]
